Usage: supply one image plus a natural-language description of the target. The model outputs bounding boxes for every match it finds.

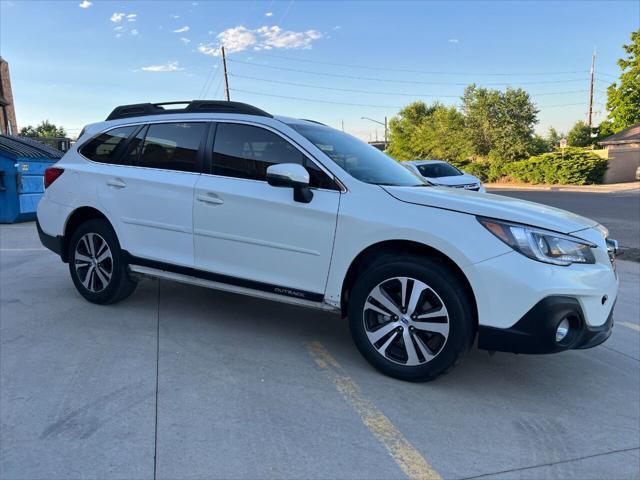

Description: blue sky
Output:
[0,0,637,139]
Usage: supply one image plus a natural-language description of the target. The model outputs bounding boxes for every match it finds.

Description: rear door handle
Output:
[106,178,126,189]
[196,192,224,205]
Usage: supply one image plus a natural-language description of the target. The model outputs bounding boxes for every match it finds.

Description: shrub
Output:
[461,162,490,182]
[502,148,608,185]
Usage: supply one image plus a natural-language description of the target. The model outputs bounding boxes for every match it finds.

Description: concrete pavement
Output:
[1,222,639,480]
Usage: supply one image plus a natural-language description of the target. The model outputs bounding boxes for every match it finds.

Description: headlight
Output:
[478,217,596,266]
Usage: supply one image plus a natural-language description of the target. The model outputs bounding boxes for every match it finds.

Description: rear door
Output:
[85,122,208,266]
[193,122,341,298]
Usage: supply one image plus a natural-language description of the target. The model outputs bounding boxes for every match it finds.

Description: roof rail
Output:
[105,100,272,121]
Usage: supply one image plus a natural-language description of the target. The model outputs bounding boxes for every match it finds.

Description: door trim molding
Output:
[121,217,192,234]
[123,251,325,303]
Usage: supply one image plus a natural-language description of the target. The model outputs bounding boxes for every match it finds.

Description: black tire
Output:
[348,254,474,382]
[68,219,137,305]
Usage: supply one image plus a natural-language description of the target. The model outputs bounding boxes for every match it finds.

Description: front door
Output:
[193,122,340,298]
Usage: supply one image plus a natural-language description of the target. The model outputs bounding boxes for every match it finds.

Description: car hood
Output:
[427,173,478,186]
[381,186,598,234]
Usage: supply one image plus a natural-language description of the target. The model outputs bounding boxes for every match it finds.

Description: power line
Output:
[199,57,221,98]
[230,73,588,98]
[597,72,619,79]
[231,88,404,108]
[228,59,588,86]
[201,62,221,99]
[232,88,595,110]
[239,51,590,77]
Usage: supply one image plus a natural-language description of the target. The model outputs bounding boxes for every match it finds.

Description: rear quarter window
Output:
[80,126,136,163]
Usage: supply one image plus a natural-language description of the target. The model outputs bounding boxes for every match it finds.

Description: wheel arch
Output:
[61,206,114,262]
[340,240,478,333]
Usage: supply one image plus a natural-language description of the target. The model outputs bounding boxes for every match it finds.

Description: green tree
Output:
[567,120,593,147]
[387,101,438,160]
[387,101,472,162]
[19,120,67,138]
[461,85,539,162]
[604,29,640,133]
[546,127,563,149]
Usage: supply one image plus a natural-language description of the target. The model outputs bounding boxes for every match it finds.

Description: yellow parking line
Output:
[307,341,442,480]
[620,322,640,332]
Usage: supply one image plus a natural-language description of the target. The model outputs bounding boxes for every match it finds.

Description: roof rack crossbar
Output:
[105,100,272,121]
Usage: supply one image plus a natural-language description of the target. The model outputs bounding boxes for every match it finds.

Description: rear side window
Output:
[120,126,147,166]
[139,122,207,173]
[80,126,136,163]
[213,123,338,190]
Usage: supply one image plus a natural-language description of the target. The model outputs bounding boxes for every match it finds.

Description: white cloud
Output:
[265,12,273,17]
[127,14,137,22]
[448,38,459,44]
[78,0,92,9]
[172,14,180,19]
[257,26,322,49]
[198,25,322,56]
[114,26,124,31]
[130,29,139,36]
[115,33,122,38]
[180,37,191,45]
[141,61,183,72]
[110,12,125,23]
[173,26,190,33]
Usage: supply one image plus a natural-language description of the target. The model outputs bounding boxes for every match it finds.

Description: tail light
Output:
[44,167,64,189]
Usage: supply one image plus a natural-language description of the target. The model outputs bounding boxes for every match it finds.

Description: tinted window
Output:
[121,126,147,166]
[417,163,462,178]
[290,123,426,187]
[139,122,206,172]
[80,126,136,163]
[213,123,338,190]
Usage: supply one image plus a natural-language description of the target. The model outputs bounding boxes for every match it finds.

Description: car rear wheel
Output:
[68,219,137,304]
[348,255,474,381]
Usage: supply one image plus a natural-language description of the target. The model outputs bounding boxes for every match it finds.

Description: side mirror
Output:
[266,163,313,203]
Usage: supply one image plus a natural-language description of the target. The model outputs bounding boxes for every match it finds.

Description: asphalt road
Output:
[1,223,639,480]
[489,189,640,259]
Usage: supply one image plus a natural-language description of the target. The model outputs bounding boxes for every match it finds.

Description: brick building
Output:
[0,57,18,135]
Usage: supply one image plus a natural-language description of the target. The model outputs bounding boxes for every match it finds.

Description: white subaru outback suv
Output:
[37,100,619,381]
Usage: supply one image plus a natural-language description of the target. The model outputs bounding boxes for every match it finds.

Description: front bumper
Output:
[478,295,614,354]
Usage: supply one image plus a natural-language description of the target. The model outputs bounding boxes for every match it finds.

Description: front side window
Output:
[290,122,426,187]
[80,126,136,163]
[213,123,338,190]
[139,122,207,172]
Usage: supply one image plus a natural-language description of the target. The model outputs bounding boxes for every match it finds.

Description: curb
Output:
[486,182,640,194]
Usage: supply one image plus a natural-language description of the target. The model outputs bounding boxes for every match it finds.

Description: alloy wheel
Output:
[362,276,450,366]
[74,233,113,293]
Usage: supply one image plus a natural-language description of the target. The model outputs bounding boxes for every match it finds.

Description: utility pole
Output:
[362,116,388,146]
[221,46,230,101]
[587,50,596,128]
[384,116,388,145]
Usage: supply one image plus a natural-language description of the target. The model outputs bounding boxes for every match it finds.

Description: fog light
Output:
[556,319,570,342]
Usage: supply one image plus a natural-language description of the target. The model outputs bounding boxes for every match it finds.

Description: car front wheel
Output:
[348,255,474,381]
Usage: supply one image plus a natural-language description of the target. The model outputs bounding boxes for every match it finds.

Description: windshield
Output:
[290,123,426,186]
[416,162,462,178]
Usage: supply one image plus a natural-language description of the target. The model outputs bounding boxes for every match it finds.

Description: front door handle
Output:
[196,192,224,205]
[106,178,126,189]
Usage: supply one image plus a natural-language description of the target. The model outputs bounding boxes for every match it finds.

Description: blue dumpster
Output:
[0,135,64,223]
